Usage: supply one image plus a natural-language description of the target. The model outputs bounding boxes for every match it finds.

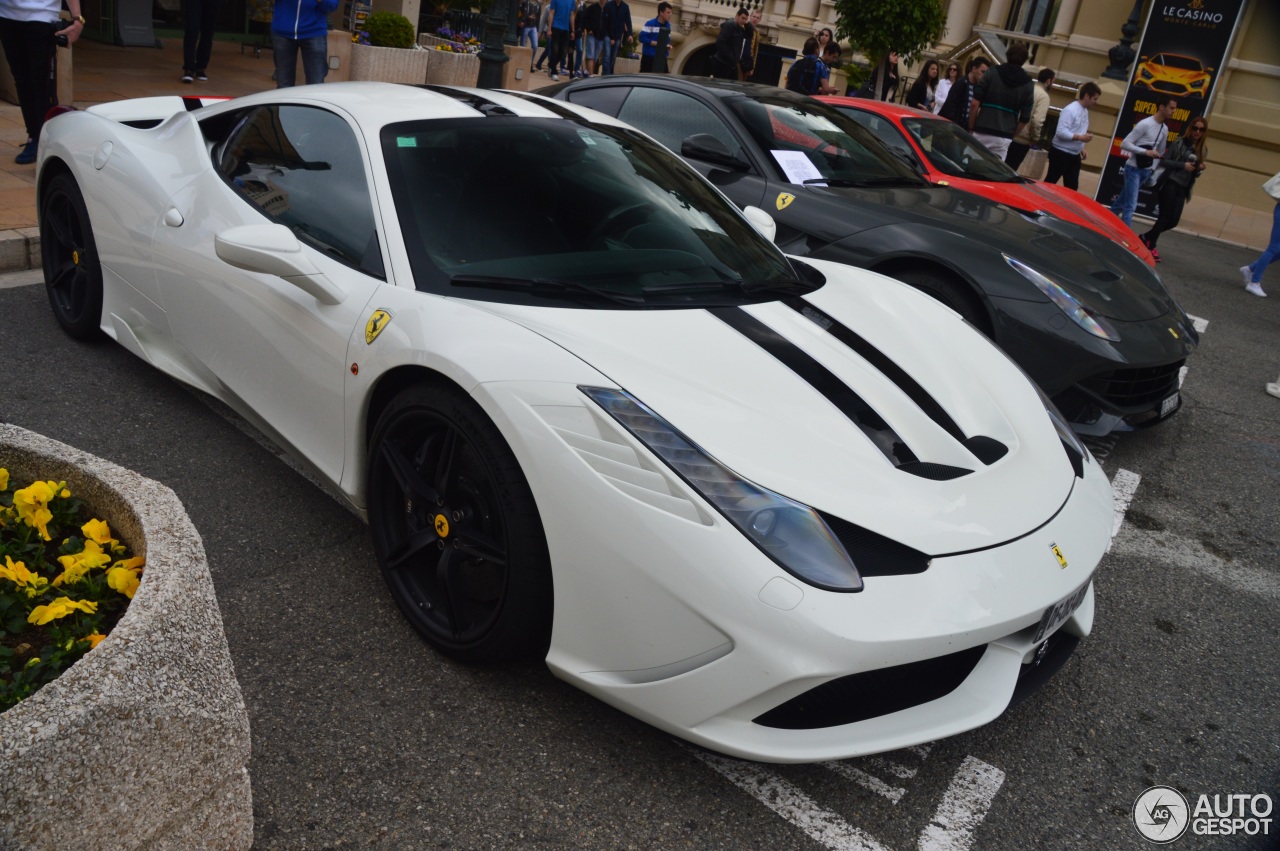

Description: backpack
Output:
[786,56,819,95]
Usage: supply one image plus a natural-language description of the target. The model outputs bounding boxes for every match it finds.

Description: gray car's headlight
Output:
[581,386,863,592]
[1004,255,1121,342]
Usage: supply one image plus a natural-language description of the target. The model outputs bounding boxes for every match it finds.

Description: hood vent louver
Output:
[817,511,933,576]
[961,435,1009,465]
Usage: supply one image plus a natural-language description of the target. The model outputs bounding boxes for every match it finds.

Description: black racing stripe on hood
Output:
[784,298,967,443]
[418,86,517,115]
[707,307,917,466]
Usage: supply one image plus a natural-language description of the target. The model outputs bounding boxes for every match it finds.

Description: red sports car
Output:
[819,97,1156,267]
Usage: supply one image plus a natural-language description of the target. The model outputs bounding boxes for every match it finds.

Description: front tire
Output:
[40,172,104,340]
[367,382,553,664]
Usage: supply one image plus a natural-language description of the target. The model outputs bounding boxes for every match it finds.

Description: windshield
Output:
[900,117,1023,182]
[381,117,817,308]
[1152,54,1201,71]
[726,96,926,187]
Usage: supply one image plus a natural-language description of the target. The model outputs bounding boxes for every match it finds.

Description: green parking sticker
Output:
[396,136,418,147]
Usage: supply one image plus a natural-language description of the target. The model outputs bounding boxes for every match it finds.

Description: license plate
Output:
[1032,582,1090,644]
[1160,392,1179,418]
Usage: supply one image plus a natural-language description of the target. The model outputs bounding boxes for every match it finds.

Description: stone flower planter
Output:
[614,56,641,75]
[424,48,480,87]
[0,425,252,851]
[350,42,432,84]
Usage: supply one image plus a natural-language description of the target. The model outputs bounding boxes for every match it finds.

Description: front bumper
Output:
[479,380,1114,763]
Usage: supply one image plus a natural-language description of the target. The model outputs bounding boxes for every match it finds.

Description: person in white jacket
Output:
[1045,81,1100,191]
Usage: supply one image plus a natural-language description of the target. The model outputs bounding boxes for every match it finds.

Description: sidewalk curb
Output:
[0,227,40,274]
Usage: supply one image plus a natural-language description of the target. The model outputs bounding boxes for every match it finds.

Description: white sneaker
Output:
[1245,281,1267,297]
[550,73,560,81]
[1239,265,1253,286]
[1267,382,1280,399]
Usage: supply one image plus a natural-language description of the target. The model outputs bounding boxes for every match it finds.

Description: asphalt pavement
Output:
[1,229,1277,850]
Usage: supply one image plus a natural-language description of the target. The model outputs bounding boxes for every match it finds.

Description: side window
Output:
[217,105,383,278]
[566,86,630,117]
[838,109,910,156]
[616,88,742,160]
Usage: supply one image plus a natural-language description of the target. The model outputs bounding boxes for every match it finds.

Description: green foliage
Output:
[833,0,945,67]
[365,11,417,49]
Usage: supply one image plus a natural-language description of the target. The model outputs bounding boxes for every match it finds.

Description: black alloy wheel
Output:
[367,383,553,664]
[40,173,104,340]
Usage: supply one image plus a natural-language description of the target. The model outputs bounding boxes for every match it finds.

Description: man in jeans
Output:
[1110,93,1176,227]
[518,0,540,61]
[545,0,575,81]
[601,0,631,75]
[272,0,338,87]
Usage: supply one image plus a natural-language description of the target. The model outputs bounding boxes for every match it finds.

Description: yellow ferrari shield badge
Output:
[434,514,450,538]
[365,309,392,345]
[1050,542,1068,569]
[775,192,795,211]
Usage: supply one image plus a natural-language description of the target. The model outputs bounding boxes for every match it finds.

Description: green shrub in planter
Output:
[366,11,416,49]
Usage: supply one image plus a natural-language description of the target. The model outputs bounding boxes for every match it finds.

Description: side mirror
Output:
[681,133,750,171]
[741,205,777,243]
[215,224,346,305]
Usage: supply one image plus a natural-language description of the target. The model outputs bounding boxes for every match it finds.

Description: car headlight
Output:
[1004,255,1121,342]
[1139,68,1153,80]
[580,386,863,592]
[1190,78,1206,88]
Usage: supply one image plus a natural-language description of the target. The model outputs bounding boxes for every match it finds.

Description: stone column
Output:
[983,0,1013,28]
[789,0,821,28]
[940,0,980,47]
[1051,0,1082,39]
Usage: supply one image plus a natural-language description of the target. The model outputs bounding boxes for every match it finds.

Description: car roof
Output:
[193,81,626,129]
[543,74,817,104]
[817,97,939,121]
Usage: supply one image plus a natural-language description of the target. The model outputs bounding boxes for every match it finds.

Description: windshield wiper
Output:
[804,176,921,187]
[449,274,645,305]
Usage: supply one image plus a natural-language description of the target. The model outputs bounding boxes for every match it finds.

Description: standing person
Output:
[785,37,822,95]
[568,0,585,77]
[712,7,751,80]
[745,7,761,80]
[1045,81,1099,191]
[968,41,1034,161]
[905,59,939,111]
[1239,171,1280,298]
[1006,67,1053,170]
[601,0,631,75]
[638,1,670,73]
[1110,93,1176,227]
[181,0,219,83]
[519,0,540,65]
[1140,116,1209,261]
[544,0,574,81]
[814,27,832,54]
[819,42,840,94]
[938,56,988,128]
[933,62,959,115]
[533,0,552,71]
[864,50,898,101]
[272,0,338,87]
[580,0,605,76]
[0,0,84,164]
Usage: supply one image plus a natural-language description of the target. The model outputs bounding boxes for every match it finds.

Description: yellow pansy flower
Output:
[81,519,116,546]
[84,632,106,649]
[54,540,113,586]
[0,555,49,597]
[27,596,98,626]
[0,467,8,490]
[12,480,57,541]
[107,565,141,599]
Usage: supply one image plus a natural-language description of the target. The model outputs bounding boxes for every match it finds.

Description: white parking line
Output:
[692,750,893,851]
[1188,314,1209,334]
[1110,469,1142,541]
[916,756,1005,851]
[822,760,906,804]
[1110,526,1280,601]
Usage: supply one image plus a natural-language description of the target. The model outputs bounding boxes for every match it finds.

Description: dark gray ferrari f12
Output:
[536,76,1197,436]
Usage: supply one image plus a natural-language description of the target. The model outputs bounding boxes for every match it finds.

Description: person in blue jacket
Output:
[638,1,670,73]
[273,0,339,87]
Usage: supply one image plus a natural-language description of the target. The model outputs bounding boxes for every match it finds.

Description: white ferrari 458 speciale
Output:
[36,82,1112,762]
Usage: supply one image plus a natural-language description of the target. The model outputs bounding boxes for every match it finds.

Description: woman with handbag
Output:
[1139,116,1209,262]
[1240,168,1280,298]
